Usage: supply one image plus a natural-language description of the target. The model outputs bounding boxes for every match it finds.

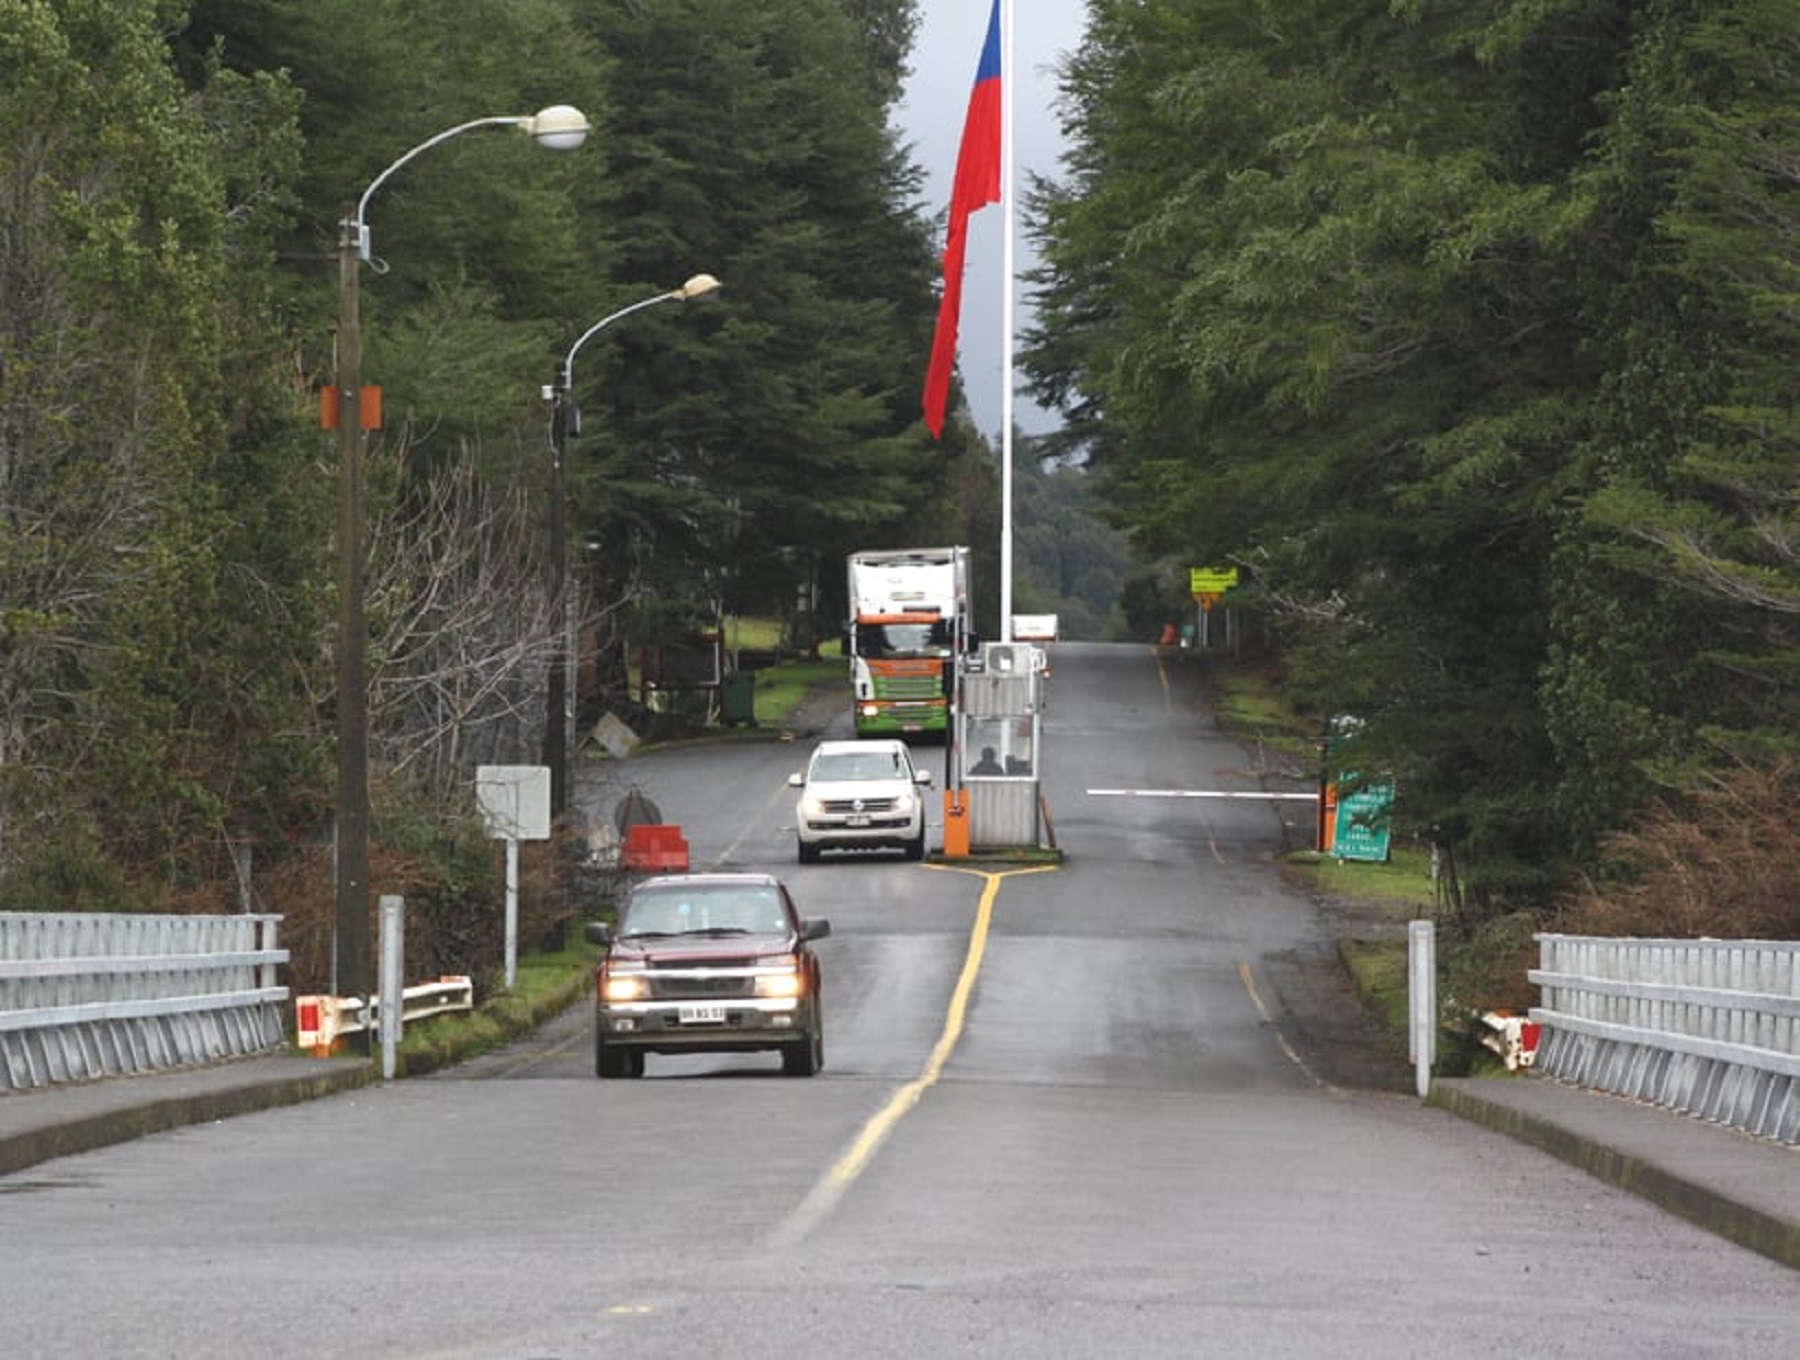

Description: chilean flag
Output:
[923,0,1002,439]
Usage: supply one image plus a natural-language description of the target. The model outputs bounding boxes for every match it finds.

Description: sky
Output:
[898,0,1089,439]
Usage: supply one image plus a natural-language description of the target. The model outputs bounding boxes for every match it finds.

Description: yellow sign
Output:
[1189,565,1239,595]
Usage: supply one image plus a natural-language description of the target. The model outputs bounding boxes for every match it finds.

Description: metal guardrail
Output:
[1529,934,1800,1145]
[0,913,290,1091]
[295,977,474,1055]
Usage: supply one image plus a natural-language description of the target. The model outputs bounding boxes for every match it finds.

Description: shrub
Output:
[1553,759,1798,939]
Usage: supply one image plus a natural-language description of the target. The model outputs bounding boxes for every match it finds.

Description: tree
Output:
[1025,0,1795,908]
[1542,0,1798,852]
[565,0,963,646]
[0,0,323,899]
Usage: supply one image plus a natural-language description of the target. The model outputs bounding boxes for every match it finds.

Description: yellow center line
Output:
[767,861,1058,1248]
[1236,959,1336,1094]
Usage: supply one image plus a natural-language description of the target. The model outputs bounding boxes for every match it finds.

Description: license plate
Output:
[678,1004,726,1025]
[845,814,871,827]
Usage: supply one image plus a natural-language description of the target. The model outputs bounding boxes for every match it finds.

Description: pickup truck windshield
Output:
[622,887,787,937]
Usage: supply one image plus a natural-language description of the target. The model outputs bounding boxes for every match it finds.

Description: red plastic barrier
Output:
[622,824,690,873]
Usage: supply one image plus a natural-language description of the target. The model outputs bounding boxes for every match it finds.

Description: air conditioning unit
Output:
[981,643,1031,674]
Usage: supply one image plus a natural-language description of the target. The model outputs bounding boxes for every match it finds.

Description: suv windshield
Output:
[811,750,909,782]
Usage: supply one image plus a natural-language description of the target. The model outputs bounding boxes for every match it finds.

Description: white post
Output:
[998,0,1016,641]
[1409,919,1436,1098]
[379,894,404,1081]
[505,836,520,989]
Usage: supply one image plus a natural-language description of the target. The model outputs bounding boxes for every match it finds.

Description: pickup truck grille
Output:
[650,971,756,1000]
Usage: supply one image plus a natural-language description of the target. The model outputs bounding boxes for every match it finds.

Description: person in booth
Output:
[970,746,1003,776]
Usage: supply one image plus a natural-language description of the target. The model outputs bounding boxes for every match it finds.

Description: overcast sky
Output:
[898,0,1088,439]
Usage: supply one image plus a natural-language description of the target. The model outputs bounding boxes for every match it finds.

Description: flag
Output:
[923,0,1002,439]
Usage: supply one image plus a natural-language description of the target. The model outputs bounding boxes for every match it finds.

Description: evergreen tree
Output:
[567,0,954,627]
[1026,0,1795,905]
[1545,0,1798,847]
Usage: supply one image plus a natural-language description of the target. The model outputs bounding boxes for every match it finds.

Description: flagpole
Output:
[998,0,1016,645]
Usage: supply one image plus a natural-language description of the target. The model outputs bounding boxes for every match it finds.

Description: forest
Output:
[0,1,1791,971]
[1027,0,1795,924]
[0,0,1005,938]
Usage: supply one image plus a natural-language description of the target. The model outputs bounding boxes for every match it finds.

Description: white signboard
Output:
[475,765,551,842]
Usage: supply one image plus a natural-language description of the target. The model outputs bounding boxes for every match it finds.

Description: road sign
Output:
[1189,565,1239,595]
[1330,778,1394,862]
[476,765,550,841]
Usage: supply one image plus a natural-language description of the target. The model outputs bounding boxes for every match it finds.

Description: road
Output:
[2,644,1794,1357]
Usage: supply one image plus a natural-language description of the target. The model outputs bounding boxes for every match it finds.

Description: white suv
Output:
[789,739,933,863]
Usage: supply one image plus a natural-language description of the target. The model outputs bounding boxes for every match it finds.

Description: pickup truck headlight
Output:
[600,964,649,1003]
[754,954,806,999]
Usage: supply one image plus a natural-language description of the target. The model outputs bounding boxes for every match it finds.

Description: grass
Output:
[1204,663,1321,767]
[1338,936,1412,1037]
[393,934,599,1076]
[725,615,783,652]
[1283,850,1435,1044]
[1285,846,1440,911]
[752,653,846,725]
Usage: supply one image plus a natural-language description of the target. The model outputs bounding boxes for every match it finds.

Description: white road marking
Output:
[1088,788,1318,800]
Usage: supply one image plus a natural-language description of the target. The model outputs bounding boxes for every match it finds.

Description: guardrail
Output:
[1529,934,1799,1145]
[295,977,474,1056]
[0,913,289,1092]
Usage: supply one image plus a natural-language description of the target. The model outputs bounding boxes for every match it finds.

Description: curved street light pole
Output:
[545,273,721,818]
[334,106,590,1018]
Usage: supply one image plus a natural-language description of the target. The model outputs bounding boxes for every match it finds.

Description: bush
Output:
[1553,759,1798,940]
[264,803,574,1001]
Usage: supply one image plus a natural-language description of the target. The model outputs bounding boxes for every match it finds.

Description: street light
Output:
[543,273,721,817]
[333,105,590,1021]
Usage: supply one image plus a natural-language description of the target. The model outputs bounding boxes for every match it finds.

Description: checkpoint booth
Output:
[956,641,1046,849]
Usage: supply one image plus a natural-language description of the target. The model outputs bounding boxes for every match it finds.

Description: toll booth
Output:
[957,642,1045,848]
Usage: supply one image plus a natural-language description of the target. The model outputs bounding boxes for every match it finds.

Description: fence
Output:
[0,913,289,1092]
[1529,934,1800,1145]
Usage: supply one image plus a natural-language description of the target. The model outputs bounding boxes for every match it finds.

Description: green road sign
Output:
[1332,778,1394,863]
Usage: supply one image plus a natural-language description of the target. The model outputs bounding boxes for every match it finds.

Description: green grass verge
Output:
[725,615,783,651]
[1338,935,1412,1038]
[1286,852,1434,1043]
[393,937,598,1077]
[1204,663,1321,766]
[753,654,845,725]
[1284,847,1439,911]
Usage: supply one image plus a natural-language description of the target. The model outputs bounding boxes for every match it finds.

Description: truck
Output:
[846,547,971,738]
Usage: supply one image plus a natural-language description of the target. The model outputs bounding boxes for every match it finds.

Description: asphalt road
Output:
[2,643,1794,1357]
